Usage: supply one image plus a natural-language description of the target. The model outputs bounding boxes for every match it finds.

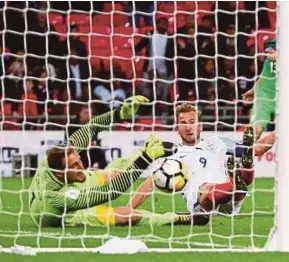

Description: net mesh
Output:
[0,1,276,251]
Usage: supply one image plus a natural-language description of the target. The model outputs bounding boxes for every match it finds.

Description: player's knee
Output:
[240,169,254,186]
[198,195,213,212]
[198,184,214,211]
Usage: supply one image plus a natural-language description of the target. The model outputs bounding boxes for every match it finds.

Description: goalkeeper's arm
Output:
[68,110,121,152]
[68,96,149,152]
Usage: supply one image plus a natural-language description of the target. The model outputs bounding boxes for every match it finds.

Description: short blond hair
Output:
[176,103,202,122]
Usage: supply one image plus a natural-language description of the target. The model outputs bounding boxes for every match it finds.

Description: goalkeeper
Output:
[243,38,276,141]
[29,96,194,227]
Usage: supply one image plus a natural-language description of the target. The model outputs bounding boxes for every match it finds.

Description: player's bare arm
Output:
[128,177,154,209]
[254,131,275,156]
[242,86,255,102]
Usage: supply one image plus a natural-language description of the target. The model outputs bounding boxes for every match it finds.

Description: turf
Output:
[1,252,288,262]
[0,177,278,260]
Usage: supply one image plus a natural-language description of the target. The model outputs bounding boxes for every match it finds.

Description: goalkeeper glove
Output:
[142,134,165,161]
[120,95,149,120]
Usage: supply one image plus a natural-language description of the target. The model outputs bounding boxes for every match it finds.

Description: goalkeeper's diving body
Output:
[29,96,193,227]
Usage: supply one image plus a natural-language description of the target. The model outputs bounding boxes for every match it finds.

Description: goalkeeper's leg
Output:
[65,205,208,227]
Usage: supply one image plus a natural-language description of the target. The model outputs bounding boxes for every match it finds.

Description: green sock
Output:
[137,209,177,226]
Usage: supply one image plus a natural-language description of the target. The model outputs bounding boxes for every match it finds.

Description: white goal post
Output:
[266,0,289,252]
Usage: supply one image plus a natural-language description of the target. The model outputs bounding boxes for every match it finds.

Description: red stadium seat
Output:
[78,25,91,34]
[92,25,111,34]
[0,100,18,130]
[53,24,68,41]
[49,12,64,26]
[113,13,130,27]
[90,46,112,57]
[2,101,12,116]
[196,1,212,11]
[114,47,132,58]
[68,13,90,26]
[103,2,124,12]
[114,26,135,35]
[90,57,102,70]
[158,2,175,14]
[90,35,111,48]
[93,14,112,27]
[113,36,131,51]
[176,2,187,11]
[176,14,186,28]
[266,2,276,30]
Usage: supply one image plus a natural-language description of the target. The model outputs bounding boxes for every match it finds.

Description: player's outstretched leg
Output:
[197,156,247,212]
[66,206,208,227]
[114,208,209,226]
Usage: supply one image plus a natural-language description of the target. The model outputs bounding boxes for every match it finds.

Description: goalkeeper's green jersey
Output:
[257,58,276,100]
[28,110,144,227]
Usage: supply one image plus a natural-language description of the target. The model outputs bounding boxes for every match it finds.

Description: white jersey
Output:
[174,136,233,213]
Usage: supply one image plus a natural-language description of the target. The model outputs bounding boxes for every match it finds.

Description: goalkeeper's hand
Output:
[142,134,177,162]
[120,95,149,120]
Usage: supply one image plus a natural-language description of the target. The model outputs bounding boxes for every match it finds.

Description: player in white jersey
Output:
[129,104,273,222]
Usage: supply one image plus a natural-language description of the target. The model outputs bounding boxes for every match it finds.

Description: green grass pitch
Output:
[0,177,283,261]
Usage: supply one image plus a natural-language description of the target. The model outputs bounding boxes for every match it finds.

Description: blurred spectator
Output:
[176,27,197,101]
[135,17,174,111]
[18,79,38,130]
[27,8,62,70]
[218,58,236,101]
[178,14,195,34]
[213,1,270,33]
[63,23,89,77]
[50,2,104,12]
[93,62,128,109]
[8,50,25,79]
[35,70,49,115]
[237,43,261,98]
[67,105,107,169]
[242,2,270,31]
[18,79,38,117]
[64,48,89,100]
[5,2,25,53]
[217,24,236,56]
[198,59,215,101]
[66,23,88,58]
[126,2,155,27]
[197,15,215,56]
[213,2,238,32]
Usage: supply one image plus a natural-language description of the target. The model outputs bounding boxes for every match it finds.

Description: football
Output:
[152,158,189,193]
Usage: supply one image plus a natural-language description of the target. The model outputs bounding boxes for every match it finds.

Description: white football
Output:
[152,158,189,192]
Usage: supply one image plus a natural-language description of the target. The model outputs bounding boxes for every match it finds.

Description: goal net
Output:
[0,1,281,253]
